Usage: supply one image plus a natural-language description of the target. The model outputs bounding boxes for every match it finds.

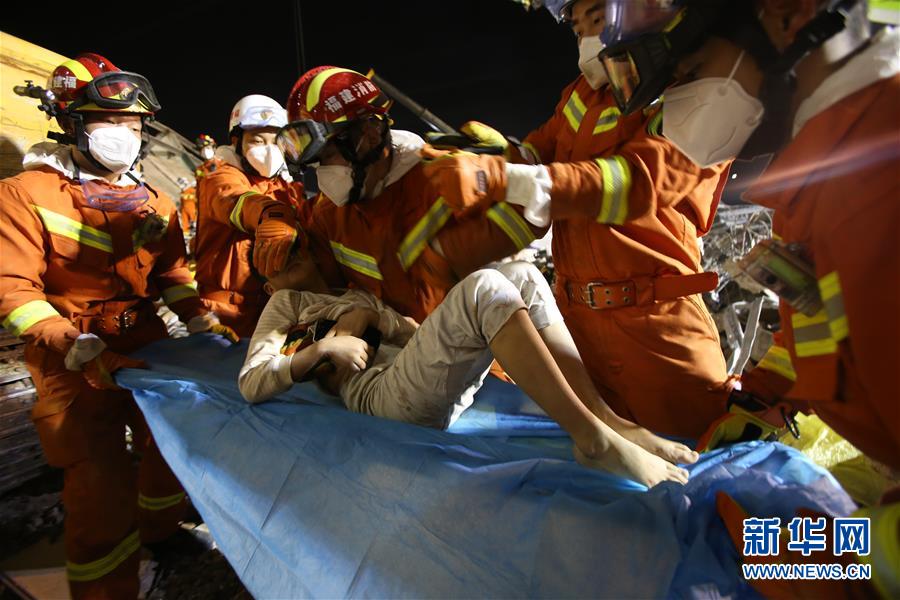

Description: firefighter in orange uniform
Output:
[446,0,731,439]
[599,0,899,595]
[279,67,546,324]
[177,176,197,238]
[194,95,310,336]
[0,54,236,599]
[177,135,218,240]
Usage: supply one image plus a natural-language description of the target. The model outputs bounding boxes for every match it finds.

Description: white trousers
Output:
[342,261,562,429]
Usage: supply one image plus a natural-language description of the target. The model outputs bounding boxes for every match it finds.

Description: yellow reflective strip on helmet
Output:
[854,502,900,598]
[306,67,358,113]
[818,271,848,342]
[593,106,621,135]
[162,283,199,306]
[755,344,797,382]
[2,300,61,338]
[229,192,257,233]
[330,241,383,281]
[138,492,186,511]
[397,198,453,271]
[59,59,93,83]
[562,90,586,131]
[792,309,837,357]
[487,202,537,251]
[33,205,113,253]
[595,156,631,225]
[66,530,140,582]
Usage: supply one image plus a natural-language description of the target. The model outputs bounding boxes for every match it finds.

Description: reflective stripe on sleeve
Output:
[330,241,383,281]
[595,155,632,225]
[2,300,62,337]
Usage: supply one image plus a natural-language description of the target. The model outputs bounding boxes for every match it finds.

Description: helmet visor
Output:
[600,33,676,114]
[277,120,342,166]
[81,71,161,113]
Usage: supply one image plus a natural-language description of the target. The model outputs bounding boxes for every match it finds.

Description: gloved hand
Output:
[253,204,299,278]
[459,121,508,151]
[83,351,148,390]
[504,163,553,227]
[187,313,239,344]
[64,333,107,371]
[422,152,507,215]
[696,390,799,453]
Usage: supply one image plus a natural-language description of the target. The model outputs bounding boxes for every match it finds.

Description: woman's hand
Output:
[317,336,370,373]
[326,307,379,338]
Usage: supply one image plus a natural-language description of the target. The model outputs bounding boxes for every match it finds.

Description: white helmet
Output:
[228,94,288,136]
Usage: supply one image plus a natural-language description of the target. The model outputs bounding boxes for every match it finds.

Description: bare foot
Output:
[611,421,699,466]
[574,432,690,488]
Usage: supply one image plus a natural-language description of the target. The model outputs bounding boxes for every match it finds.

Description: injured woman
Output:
[239,252,698,487]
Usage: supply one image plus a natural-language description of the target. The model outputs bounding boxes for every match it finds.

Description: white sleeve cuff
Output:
[273,353,295,390]
[64,333,107,371]
[504,163,552,227]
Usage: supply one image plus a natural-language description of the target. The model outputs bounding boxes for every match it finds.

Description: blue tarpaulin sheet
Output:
[118,335,856,599]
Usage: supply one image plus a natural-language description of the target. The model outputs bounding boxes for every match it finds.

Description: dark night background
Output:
[4,1,578,144]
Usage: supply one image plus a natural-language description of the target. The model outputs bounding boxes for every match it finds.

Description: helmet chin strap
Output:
[335,119,392,204]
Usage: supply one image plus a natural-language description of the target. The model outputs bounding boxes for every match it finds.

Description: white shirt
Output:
[238,288,416,404]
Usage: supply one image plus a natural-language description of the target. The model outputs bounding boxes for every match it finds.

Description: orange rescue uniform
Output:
[741,75,900,470]
[179,185,198,236]
[195,161,310,336]
[310,145,545,323]
[522,76,730,438]
[0,161,206,599]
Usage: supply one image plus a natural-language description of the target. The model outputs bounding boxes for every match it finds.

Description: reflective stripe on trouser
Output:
[562,89,587,131]
[486,202,537,251]
[397,197,453,270]
[330,241,383,280]
[755,344,797,382]
[558,289,729,438]
[2,299,61,337]
[854,501,900,598]
[342,262,561,429]
[595,156,632,225]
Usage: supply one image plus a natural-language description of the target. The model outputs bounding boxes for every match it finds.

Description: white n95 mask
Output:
[245,144,285,178]
[87,126,142,174]
[663,51,764,168]
[578,36,608,89]
[316,165,354,207]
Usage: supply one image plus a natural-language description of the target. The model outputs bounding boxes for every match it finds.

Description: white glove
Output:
[504,163,553,227]
[187,312,221,334]
[64,333,107,371]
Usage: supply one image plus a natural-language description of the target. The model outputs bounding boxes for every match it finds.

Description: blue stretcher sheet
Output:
[118,335,856,599]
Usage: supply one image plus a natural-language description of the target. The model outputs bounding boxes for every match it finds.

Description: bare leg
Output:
[537,322,699,466]
[490,309,689,487]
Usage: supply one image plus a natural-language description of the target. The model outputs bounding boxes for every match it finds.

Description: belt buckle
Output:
[116,309,136,332]
[581,282,602,309]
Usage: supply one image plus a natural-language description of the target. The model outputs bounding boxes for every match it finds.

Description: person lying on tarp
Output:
[238,249,699,487]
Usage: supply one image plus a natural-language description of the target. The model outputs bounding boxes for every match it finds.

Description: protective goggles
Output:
[277,114,391,166]
[71,71,161,113]
[79,178,150,212]
[277,120,346,166]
